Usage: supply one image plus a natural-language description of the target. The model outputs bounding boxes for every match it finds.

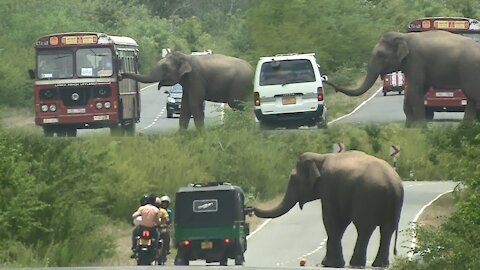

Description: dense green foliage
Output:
[2,0,480,107]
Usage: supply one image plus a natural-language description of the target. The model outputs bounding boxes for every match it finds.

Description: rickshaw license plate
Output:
[201,241,213,249]
[138,238,152,246]
[282,96,296,105]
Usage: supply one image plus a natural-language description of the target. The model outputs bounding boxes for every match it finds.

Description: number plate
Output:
[201,241,213,249]
[435,92,453,97]
[138,238,152,246]
[282,95,296,105]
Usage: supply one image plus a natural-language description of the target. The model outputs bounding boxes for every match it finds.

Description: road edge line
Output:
[408,189,454,260]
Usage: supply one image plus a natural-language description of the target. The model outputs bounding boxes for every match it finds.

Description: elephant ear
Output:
[178,58,192,78]
[305,159,321,188]
[395,37,409,62]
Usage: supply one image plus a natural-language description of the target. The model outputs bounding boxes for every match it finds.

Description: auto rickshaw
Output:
[173,182,250,266]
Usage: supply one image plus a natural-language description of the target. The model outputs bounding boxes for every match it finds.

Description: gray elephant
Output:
[324,30,480,127]
[121,52,254,129]
[254,151,404,268]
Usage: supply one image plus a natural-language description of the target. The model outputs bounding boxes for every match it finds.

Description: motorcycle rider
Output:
[130,194,165,259]
[158,195,173,257]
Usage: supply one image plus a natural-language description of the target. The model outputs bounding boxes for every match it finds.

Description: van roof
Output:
[259,53,316,61]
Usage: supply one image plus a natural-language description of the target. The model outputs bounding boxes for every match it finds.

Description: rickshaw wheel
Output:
[219,257,228,266]
[234,255,244,265]
[174,255,189,266]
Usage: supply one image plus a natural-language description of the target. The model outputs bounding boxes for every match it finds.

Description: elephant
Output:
[324,30,480,127]
[254,151,404,268]
[121,51,254,130]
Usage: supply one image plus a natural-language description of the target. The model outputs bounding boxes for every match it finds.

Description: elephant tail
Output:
[393,186,404,256]
[393,227,399,256]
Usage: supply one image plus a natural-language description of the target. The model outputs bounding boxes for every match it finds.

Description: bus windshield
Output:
[76,48,113,77]
[37,49,73,79]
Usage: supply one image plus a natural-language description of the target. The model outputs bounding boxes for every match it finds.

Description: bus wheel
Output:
[43,126,55,137]
[124,122,136,136]
[110,124,124,136]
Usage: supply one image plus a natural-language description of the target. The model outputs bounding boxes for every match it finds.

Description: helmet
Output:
[140,194,151,206]
[160,195,171,203]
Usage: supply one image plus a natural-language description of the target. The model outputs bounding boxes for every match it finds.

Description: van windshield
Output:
[260,59,316,86]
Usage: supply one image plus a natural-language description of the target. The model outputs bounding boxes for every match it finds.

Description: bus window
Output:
[76,48,113,77]
[37,50,73,79]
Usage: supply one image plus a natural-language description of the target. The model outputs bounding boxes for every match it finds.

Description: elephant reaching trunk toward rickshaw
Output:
[121,51,254,130]
[254,151,404,268]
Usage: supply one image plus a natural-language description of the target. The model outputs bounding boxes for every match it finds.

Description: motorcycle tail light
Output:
[317,87,324,101]
[224,238,234,244]
[179,240,190,246]
[142,230,150,238]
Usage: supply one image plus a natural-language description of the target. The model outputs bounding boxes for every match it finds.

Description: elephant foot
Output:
[372,258,389,268]
[321,255,345,268]
[349,256,367,268]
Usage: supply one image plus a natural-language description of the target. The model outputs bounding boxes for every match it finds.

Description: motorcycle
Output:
[132,217,159,265]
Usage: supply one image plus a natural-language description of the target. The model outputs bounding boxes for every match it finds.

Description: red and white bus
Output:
[29,32,141,136]
[406,17,480,120]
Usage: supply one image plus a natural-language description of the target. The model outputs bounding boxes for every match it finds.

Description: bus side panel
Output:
[117,49,140,122]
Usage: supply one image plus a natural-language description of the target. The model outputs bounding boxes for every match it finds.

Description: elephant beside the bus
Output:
[324,30,480,127]
[121,52,254,130]
[253,151,404,268]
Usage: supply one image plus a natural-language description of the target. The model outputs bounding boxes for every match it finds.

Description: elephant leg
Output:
[179,104,192,129]
[321,212,349,268]
[463,97,477,121]
[408,85,428,128]
[403,97,414,128]
[191,102,205,130]
[349,223,376,267]
[372,224,395,268]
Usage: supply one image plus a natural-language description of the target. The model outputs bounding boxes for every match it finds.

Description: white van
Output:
[253,53,327,129]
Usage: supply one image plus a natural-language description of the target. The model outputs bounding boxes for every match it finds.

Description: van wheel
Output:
[167,111,173,118]
[383,91,387,96]
[258,121,271,130]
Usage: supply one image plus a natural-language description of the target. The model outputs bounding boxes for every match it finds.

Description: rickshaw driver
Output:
[130,195,166,258]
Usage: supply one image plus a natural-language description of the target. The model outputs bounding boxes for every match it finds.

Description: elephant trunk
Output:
[122,72,160,84]
[324,60,381,96]
[254,178,298,218]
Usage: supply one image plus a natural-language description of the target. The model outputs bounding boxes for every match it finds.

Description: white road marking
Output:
[329,87,383,124]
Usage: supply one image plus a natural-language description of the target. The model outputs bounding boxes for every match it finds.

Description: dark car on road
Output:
[165,83,183,118]
[174,182,250,266]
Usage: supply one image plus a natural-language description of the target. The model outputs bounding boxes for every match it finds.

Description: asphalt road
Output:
[136,83,224,134]
[331,87,464,125]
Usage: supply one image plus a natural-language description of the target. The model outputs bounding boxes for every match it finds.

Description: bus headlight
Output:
[104,102,111,109]
[41,104,49,112]
[49,104,57,112]
[96,102,103,109]
[167,97,175,103]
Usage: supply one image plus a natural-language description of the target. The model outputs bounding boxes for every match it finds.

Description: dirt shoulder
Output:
[416,191,456,228]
